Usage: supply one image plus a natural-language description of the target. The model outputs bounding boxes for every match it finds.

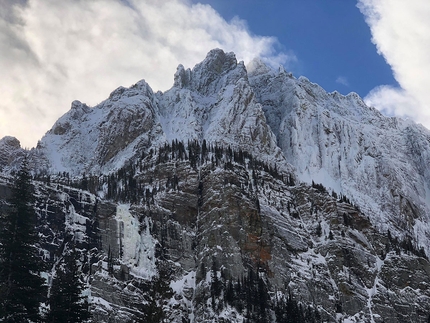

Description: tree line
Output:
[61,139,296,204]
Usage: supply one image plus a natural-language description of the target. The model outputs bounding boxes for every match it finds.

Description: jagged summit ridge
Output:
[174,49,240,92]
[159,50,284,169]
[27,49,286,176]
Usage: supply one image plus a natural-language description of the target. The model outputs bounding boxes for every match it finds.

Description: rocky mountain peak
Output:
[70,100,90,118]
[247,57,274,77]
[173,64,191,89]
[198,48,237,75]
[177,48,247,95]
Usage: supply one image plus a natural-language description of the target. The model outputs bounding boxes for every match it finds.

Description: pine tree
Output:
[47,247,90,323]
[0,158,47,322]
[144,260,173,323]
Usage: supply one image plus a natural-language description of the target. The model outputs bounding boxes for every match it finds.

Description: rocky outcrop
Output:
[0,136,23,171]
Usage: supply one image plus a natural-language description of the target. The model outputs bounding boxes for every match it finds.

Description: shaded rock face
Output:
[0,49,429,322]
[2,147,430,322]
[0,136,23,171]
[28,81,161,175]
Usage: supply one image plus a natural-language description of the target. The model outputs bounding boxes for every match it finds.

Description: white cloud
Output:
[357,0,430,129]
[364,85,420,118]
[0,0,294,148]
[335,76,349,87]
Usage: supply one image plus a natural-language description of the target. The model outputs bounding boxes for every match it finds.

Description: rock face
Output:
[248,62,430,254]
[0,49,430,322]
[0,136,23,171]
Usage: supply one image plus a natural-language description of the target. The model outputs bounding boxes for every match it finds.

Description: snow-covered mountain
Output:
[1,49,430,322]
[30,48,430,253]
[247,58,430,255]
[32,49,286,177]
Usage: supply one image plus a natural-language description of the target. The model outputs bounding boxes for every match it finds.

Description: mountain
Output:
[29,50,286,177]
[247,58,430,257]
[1,49,429,322]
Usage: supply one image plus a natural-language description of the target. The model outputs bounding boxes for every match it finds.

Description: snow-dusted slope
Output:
[34,80,162,175]
[33,49,288,176]
[248,59,430,252]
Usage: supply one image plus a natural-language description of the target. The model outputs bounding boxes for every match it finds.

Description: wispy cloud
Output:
[0,0,294,148]
[357,0,430,129]
[335,76,349,87]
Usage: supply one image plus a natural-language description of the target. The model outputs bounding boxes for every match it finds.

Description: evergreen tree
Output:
[144,260,173,323]
[47,247,90,323]
[0,158,46,322]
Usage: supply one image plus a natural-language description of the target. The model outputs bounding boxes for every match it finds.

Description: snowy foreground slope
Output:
[1,49,430,322]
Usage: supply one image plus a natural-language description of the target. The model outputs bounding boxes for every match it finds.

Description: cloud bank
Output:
[0,0,293,148]
[357,0,430,129]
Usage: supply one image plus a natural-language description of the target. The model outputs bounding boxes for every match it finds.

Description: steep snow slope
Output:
[248,58,430,253]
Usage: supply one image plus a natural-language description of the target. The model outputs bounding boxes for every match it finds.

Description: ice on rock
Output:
[248,61,430,255]
[116,204,156,279]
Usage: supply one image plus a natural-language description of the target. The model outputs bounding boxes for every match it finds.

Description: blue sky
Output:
[0,0,429,147]
[193,0,396,98]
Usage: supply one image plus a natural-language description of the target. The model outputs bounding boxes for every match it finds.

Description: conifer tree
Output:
[47,247,90,323]
[0,158,46,322]
[144,260,173,323]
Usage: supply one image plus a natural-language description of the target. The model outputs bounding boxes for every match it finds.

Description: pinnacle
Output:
[196,48,237,75]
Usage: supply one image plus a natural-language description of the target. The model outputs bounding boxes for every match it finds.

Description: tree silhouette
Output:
[0,158,46,322]
[47,246,90,323]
